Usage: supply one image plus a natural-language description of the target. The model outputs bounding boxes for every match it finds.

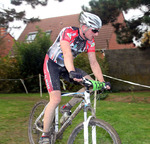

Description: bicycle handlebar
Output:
[82,78,106,91]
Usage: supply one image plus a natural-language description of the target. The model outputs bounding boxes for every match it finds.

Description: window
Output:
[26,32,37,43]
[46,30,52,36]
[26,30,51,43]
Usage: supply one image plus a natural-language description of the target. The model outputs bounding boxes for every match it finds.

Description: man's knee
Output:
[49,90,61,105]
[54,96,61,105]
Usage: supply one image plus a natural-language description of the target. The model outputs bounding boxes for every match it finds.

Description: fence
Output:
[0,74,44,94]
[0,73,150,94]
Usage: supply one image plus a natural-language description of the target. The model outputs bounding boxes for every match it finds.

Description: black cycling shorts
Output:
[43,54,87,93]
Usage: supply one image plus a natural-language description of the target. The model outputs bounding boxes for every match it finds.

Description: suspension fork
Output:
[83,106,97,144]
[83,89,96,144]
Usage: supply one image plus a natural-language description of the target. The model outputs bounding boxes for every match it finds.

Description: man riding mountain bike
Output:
[40,11,111,144]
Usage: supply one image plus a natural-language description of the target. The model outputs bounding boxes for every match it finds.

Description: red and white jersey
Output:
[47,26,95,67]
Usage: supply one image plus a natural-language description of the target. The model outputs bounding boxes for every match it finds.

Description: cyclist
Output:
[40,11,111,144]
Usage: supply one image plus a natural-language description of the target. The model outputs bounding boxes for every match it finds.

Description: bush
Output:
[140,31,150,49]
[0,56,21,93]
[14,28,52,92]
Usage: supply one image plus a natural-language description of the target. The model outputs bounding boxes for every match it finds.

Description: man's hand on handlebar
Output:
[69,71,83,82]
[104,82,111,90]
[82,78,111,91]
[69,72,111,90]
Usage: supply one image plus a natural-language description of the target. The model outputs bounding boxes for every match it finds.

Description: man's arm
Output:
[60,40,75,72]
[88,52,104,82]
[60,40,82,82]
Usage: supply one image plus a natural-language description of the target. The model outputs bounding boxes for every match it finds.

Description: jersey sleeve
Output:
[86,39,96,53]
[60,27,73,42]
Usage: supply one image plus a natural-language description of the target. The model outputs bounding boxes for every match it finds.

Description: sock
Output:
[42,132,49,138]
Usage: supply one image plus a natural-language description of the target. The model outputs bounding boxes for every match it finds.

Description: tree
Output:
[83,0,150,48]
[15,27,52,76]
[0,0,64,30]
[140,31,150,48]
[0,56,20,93]
[14,28,52,92]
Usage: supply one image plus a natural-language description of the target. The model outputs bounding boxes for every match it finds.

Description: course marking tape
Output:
[103,74,150,89]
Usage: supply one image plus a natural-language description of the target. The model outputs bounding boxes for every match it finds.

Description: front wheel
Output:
[68,118,121,144]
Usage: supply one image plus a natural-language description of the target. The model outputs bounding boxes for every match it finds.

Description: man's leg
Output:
[39,90,61,144]
[41,55,62,143]
[43,90,61,132]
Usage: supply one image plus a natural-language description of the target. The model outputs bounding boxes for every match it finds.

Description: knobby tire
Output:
[28,100,48,144]
[67,118,121,144]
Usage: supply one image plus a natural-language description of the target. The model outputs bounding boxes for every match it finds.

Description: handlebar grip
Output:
[82,78,105,91]
[89,80,106,91]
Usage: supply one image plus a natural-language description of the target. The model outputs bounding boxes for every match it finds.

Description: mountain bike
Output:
[28,78,121,144]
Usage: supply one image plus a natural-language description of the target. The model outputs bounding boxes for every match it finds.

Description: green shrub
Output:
[14,28,52,92]
[0,56,21,93]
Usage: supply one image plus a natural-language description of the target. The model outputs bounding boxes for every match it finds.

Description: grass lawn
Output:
[0,91,150,144]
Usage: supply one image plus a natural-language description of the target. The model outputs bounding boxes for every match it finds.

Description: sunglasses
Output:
[92,29,99,33]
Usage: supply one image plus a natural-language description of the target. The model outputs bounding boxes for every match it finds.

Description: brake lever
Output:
[82,77,93,87]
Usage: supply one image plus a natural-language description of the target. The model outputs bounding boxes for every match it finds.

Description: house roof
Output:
[18,13,134,50]
[18,14,80,42]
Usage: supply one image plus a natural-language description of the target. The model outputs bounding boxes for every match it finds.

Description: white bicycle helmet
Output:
[79,11,102,29]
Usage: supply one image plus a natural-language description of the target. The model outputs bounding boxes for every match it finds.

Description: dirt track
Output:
[105,95,150,103]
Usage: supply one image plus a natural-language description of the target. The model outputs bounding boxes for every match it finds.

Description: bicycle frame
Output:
[34,89,96,144]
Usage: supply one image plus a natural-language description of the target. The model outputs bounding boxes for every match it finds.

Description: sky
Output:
[0,0,145,40]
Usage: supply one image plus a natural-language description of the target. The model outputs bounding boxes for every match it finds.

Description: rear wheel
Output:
[28,100,48,144]
[68,118,121,144]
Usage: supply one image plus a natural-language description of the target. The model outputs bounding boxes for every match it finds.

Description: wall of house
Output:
[108,32,135,50]
[0,28,15,57]
[105,48,150,91]
[0,35,14,57]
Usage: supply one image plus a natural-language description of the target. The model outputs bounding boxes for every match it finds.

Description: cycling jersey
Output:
[47,26,95,67]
